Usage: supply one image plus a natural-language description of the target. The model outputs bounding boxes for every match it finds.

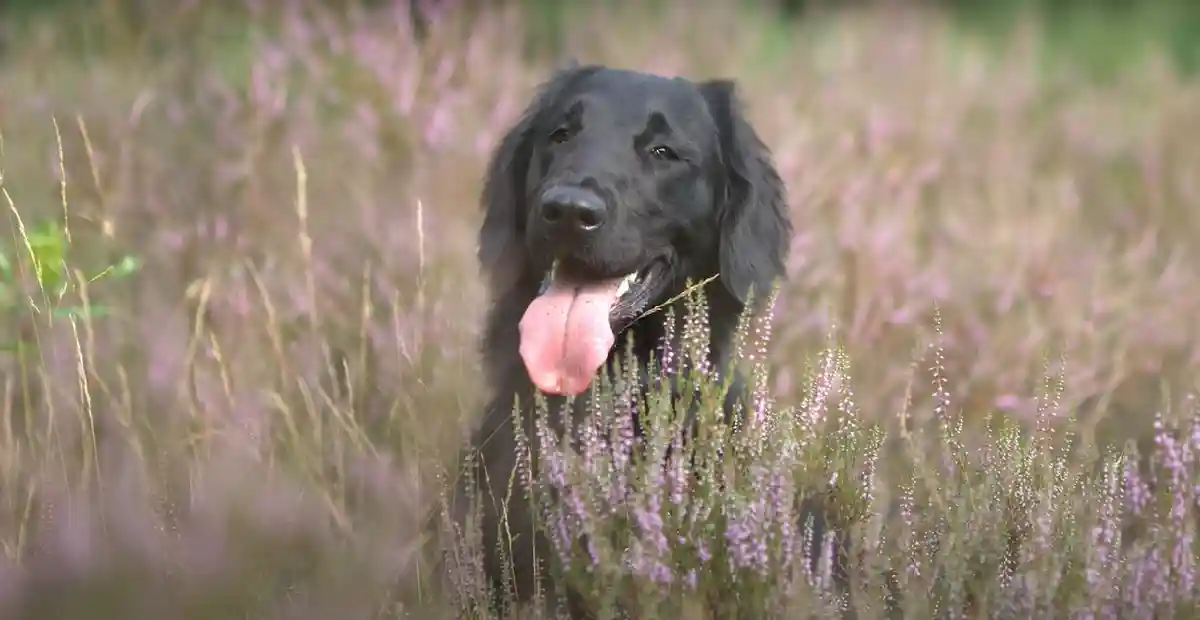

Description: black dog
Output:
[457,64,796,617]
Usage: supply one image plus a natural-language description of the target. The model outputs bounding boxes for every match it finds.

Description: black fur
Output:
[457,65,799,617]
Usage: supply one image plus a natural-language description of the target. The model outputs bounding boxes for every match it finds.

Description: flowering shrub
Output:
[522,287,883,618]
[446,288,1200,618]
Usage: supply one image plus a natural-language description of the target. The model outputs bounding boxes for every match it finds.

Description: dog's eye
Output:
[649,145,679,161]
[548,127,572,144]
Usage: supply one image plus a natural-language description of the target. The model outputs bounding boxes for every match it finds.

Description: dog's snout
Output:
[539,186,607,233]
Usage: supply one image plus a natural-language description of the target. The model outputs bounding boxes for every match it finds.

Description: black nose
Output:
[539,186,607,233]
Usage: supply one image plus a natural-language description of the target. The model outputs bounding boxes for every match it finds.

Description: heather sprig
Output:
[511,283,885,617]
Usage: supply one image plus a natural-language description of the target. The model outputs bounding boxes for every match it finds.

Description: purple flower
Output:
[1124,458,1151,517]
[634,497,668,559]
[724,489,770,576]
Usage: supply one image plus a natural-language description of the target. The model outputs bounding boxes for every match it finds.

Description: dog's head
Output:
[478,65,791,395]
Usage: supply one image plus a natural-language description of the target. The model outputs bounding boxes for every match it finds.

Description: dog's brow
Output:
[634,110,673,149]
[562,99,585,124]
[647,110,673,134]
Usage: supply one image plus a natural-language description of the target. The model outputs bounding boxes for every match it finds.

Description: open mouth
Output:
[540,260,663,328]
[519,258,667,396]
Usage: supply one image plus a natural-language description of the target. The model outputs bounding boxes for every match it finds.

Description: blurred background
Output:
[0,0,1198,617]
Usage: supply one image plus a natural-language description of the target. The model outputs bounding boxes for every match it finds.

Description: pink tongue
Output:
[519,277,623,396]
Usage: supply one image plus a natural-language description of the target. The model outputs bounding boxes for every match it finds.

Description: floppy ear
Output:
[699,79,793,308]
[477,65,602,293]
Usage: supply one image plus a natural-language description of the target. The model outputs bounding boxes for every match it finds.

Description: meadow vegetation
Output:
[0,1,1198,618]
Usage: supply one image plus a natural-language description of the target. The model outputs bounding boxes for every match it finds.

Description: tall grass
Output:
[0,1,1198,618]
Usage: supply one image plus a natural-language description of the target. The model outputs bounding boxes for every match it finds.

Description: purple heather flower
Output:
[536,418,567,490]
[625,540,673,587]
[1155,421,1196,598]
[634,496,668,559]
[666,449,687,508]
[1124,458,1150,517]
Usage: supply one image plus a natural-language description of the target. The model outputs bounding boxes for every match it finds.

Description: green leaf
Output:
[38,265,65,290]
[91,255,142,282]
[51,305,108,320]
[25,223,68,289]
[27,227,65,261]
[111,255,142,278]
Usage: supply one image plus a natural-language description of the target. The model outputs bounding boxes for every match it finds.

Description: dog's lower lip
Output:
[614,272,637,299]
[538,259,654,296]
[620,259,669,301]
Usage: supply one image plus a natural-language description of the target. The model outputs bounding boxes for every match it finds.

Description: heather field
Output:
[1,2,1199,618]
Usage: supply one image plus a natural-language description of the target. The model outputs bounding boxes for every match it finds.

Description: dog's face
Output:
[478,66,791,396]
[522,69,722,316]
